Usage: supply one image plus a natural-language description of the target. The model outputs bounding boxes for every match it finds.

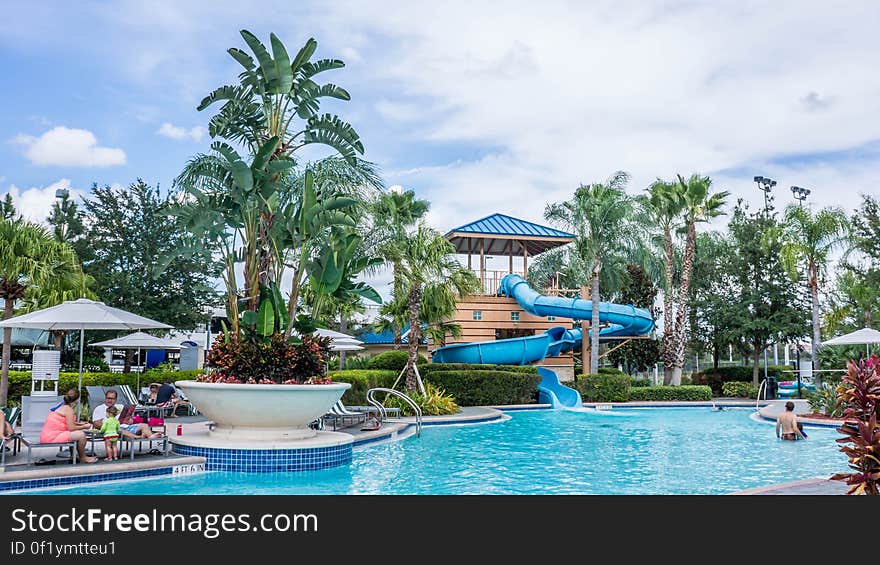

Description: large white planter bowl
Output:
[176,381,351,441]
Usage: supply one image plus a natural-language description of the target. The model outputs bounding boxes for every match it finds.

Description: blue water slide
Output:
[430,274,655,408]
[498,274,654,339]
[537,367,582,408]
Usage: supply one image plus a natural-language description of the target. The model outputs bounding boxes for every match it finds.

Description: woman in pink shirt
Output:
[39,389,98,463]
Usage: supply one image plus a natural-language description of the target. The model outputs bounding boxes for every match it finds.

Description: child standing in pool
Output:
[99,405,121,460]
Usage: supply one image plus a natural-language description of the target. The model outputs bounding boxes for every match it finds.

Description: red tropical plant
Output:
[201,333,331,384]
[830,354,880,495]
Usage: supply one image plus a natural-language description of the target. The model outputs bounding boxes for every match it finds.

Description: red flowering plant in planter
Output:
[830,354,880,495]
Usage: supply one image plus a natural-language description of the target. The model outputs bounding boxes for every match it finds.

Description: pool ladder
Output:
[755,379,768,411]
[367,388,422,437]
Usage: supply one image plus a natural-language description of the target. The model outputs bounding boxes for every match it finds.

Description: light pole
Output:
[754,176,776,213]
[790,185,810,207]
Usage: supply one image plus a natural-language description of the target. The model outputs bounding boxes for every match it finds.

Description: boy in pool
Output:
[776,401,807,441]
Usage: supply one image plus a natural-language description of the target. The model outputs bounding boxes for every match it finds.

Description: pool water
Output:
[28,408,847,495]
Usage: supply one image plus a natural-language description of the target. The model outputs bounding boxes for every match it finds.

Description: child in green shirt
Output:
[99,405,121,460]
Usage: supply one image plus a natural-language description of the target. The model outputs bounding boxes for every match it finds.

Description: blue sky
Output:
[2,1,879,301]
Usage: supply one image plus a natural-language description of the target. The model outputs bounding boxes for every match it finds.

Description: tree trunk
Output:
[339,318,348,370]
[809,262,823,387]
[0,298,13,406]
[404,284,423,392]
[590,272,600,375]
[580,286,589,375]
[671,221,698,386]
[124,349,132,374]
[661,227,676,384]
[752,345,761,388]
[713,345,720,370]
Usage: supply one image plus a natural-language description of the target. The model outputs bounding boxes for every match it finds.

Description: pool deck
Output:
[0,401,851,495]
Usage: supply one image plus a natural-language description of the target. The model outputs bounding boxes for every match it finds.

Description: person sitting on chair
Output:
[92,390,161,439]
[154,378,193,418]
[39,389,98,463]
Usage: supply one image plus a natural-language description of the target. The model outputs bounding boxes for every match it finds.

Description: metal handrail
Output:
[755,379,768,411]
[367,388,422,437]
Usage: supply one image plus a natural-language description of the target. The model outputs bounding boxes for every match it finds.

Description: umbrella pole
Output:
[78,328,84,418]
[137,347,141,394]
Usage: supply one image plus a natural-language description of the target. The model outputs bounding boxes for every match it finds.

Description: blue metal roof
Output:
[445,213,574,239]
[357,326,427,345]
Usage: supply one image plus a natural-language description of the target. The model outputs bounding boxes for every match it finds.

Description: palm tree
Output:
[392,225,480,391]
[0,219,87,405]
[779,204,851,384]
[372,189,430,348]
[666,174,728,385]
[544,172,642,374]
[637,179,685,383]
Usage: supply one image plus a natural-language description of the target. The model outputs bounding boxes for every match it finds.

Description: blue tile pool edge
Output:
[0,466,175,493]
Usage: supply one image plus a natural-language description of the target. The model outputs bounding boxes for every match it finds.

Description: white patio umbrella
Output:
[312,328,364,350]
[0,299,172,404]
[328,342,364,352]
[91,331,184,391]
[822,327,880,356]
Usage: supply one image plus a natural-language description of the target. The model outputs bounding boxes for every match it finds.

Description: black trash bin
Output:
[764,376,778,400]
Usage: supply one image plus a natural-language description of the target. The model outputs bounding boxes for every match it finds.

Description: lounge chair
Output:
[1,406,22,465]
[322,400,368,430]
[18,434,79,465]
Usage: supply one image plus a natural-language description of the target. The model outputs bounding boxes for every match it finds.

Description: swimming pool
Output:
[25,407,847,495]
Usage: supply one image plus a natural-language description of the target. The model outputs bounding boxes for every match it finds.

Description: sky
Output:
[2,1,879,304]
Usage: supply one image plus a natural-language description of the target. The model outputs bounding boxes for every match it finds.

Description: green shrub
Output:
[721,381,758,398]
[384,382,459,416]
[573,373,631,402]
[806,383,845,417]
[326,370,397,405]
[629,377,652,387]
[367,351,427,371]
[627,385,713,401]
[425,370,541,406]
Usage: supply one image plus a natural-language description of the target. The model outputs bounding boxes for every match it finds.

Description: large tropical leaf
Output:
[240,30,279,91]
[269,33,294,94]
[257,299,275,337]
[300,59,345,79]
[295,83,351,119]
[227,47,255,71]
[289,38,318,76]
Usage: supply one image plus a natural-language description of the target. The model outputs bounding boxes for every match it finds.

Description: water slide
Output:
[431,274,655,408]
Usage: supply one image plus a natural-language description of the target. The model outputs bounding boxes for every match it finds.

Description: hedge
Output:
[326,370,397,405]
[627,385,713,401]
[424,370,541,406]
[693,366,785,396]
[4,370,204,405]
[572,374,630,402]
[366,351,427,371]
[721,381,758,399]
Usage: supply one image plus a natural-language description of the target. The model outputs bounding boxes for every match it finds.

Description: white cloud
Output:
[157,122,207,142]
[13,127,126,167]
[3,179,84,223]
[319,1,880,220]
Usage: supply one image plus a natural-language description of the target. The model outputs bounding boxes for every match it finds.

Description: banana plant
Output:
[172,30,365,333]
